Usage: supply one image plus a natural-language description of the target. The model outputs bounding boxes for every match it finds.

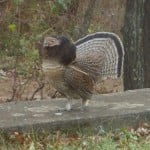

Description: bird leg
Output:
[81,99,89,111]
[65,99,72,111]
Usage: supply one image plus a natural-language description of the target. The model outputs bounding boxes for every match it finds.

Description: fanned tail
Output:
[73,32,124,80]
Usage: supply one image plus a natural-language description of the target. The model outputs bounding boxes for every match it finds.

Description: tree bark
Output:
[123,0,145,90]
[143,0,150,88]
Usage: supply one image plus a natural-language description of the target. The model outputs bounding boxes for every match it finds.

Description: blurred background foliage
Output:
[0,0,126,76]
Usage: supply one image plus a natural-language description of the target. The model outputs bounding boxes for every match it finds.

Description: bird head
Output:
[40,36,76,66]
[43,36,60,48]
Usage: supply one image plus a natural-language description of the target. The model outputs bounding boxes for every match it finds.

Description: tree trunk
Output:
[123,0,145,90]
[143,0,150,88]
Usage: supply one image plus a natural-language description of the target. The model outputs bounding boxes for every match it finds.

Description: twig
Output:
[8,69,17,102]
[51,90,59,99]
[29,82,44,101]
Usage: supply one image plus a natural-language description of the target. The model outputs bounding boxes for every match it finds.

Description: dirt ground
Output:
[0,70,123,104]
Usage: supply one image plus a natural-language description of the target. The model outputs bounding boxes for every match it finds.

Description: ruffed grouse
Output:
[39,32,124,111]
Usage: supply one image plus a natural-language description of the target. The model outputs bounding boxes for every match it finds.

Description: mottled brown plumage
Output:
[40,32,124,111]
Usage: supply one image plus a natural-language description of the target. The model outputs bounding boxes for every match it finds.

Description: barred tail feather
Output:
[74,32,124,79]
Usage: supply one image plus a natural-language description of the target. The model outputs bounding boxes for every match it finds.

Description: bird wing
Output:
[74,32,124,80]
[64,67,94,99]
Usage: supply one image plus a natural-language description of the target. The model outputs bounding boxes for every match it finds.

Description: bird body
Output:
[42,60,94,105]
[40,32,124,111]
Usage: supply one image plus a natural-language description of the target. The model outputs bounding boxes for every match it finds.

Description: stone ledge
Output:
[0,88,150,133]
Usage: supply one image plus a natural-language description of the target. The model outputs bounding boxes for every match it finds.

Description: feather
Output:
[74,32,124,79]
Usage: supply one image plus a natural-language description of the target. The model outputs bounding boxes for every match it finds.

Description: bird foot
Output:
[80,99,89,111]
[83,99,89,107]
[65,102,72,111]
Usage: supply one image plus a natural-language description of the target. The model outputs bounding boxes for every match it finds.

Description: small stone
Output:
[54,112,63,116]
